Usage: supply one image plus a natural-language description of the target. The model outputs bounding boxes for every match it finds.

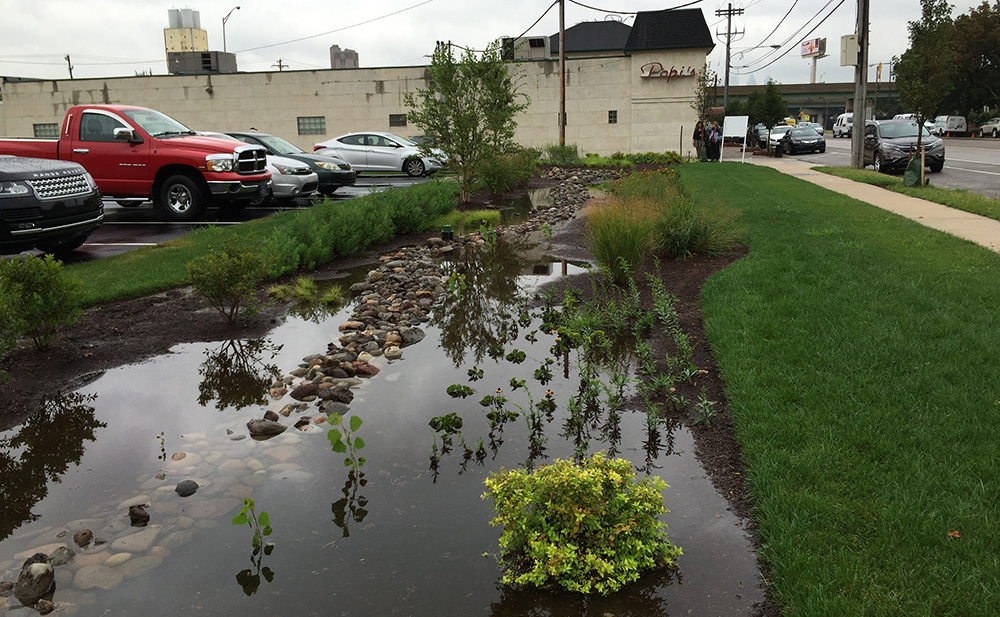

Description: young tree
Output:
[690,61,718,121]
[405,41,530,202]
[894,0,956,154]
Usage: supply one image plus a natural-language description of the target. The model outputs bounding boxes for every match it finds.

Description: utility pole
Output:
[272,59,288,71]
[559,0,566,145]
[851,0,870,169]
[715,3,745,107]
[65,54,74,80]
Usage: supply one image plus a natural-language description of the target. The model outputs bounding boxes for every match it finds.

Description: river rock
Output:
[158,530,194,550]
[269,386,288,398]
[110,527,160,553]
[35,599,55,615]
[353,362,380,377]
[398,326,425,345]
[289,383,318,400]
[73,565,123,590]
[15,545,64,562]
[321,386,354,404]
[247,419,287,437]
[104,553,131,567]
[15,562,54,606]
[384,346,403,360]
[175,480,199,497]
[0,580,12,595]
[339,320,365,331]
[48,547,75,567]
[128,504,150,526]
[263,445,299,462]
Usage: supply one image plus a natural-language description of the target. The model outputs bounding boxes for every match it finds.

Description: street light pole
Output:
[223,6,240,54]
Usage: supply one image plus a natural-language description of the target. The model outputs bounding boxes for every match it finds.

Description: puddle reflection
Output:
[197,338,283,411]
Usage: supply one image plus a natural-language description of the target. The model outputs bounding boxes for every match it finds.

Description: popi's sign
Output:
[639,62,698,81]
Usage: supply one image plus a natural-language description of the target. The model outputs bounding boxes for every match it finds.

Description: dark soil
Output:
[0,179,779,616]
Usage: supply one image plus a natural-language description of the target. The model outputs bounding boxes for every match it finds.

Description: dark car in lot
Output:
[1,156,104,254]
[226,133,356,196]
[780,127,827,154]
[863,119,944,173]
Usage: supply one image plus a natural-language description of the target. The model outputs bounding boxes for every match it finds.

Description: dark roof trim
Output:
[550,20,632,54]
[624,8,715,52]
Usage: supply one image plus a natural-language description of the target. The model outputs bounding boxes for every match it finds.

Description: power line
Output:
[234,0,437,53]
[739,0,835,69]
[567,0,702,14]
[741,0,798,56]
[513,0,559,40]
[735,0,845,74]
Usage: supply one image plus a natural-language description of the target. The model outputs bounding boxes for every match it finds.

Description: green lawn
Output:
[814,165,1000,221]
[677,163,1000,616]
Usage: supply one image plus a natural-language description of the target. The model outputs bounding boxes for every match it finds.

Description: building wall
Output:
[0,50,706,155]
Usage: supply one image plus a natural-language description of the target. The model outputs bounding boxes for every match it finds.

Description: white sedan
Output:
[314,132,445,176]
[767,125,793,149]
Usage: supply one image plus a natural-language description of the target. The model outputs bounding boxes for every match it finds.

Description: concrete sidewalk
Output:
[729,153,1000,253]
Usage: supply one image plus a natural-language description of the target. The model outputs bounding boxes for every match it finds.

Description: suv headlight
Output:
[315,161,339,170]
[206,153,235,172]
[0,180,31,198]
[83,172,97,190]
[272,163,299,175]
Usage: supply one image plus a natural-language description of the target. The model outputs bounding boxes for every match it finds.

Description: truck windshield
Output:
[122,109,195,138]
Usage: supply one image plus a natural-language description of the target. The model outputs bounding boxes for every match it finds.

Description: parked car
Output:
[931,115,966,135]
[225,132,356,196]
[781,127,827,154]
[314,132,445,177]
[199,132,318,203]
[797,121,825,136]
[1,155,104,254]
[0,105,270,222]
[833,113,853,138]
[767,125,793,149]
[979,117,1000,138]
[863,119,945,173]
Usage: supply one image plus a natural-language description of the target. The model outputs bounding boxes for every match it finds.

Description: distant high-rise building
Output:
[164,8,209,56]
[330,45,359,69]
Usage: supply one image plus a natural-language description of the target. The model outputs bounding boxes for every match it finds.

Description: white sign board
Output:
[721,115,750,164]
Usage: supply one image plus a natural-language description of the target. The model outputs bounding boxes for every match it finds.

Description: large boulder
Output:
[14,562,54,606]
[247,419,287,437]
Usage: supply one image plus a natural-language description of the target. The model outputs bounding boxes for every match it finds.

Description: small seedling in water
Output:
[693,387,717,427]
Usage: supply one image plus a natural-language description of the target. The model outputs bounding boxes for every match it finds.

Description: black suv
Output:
[1,156,104,254]
[864,119,945,173]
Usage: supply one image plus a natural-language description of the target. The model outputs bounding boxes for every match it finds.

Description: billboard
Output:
[801,38,827,58]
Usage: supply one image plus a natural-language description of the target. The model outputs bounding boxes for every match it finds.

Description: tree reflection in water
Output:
[197,338,283,411]
[433,237,537,369]
[487,566,679,617]
[0,392,104,542]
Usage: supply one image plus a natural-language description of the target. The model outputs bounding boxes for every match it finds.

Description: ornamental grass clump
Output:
[587,195,659,284]
[483,453,681,595]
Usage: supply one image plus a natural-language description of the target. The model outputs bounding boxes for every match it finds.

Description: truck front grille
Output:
[27,174,92,200]
[236,148,268,175]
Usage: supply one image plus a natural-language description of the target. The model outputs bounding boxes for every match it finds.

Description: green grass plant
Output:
[543,143,582,166]
[586,195,658,284]
[64,180,458,306]
[677,162,1000,616]
[429,210,500,235]
[815,165,1000,221]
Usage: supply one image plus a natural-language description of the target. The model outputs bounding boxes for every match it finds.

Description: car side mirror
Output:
[114,127,140,143]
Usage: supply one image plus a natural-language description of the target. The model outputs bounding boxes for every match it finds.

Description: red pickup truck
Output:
[0,105,271,221]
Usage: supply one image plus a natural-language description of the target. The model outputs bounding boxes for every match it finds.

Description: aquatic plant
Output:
[231,497,274,596]
[327,413,366,471]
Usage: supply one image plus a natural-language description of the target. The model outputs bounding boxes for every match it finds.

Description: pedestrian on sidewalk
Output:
[693,120,706,161]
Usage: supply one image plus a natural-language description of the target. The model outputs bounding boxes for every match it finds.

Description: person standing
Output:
[708,122,723,161]
[693,120,706,161]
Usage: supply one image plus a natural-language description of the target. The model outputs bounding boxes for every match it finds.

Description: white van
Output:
[833,113,853,138]
[931,115,967,135]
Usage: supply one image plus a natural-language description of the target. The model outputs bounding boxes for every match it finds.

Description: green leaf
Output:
[232,513,248,526]
[258,512,270,527]
[343,458,352,466]
[354,437,366,450]
[327,413,342,426]
[358,456,366,467]
[350,415,363,432]
[332,439,347,453]
[263,526,273,537]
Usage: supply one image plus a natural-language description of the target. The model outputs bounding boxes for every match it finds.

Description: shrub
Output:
[543,143,582,166]
[480,149,539,196]
[612,169,684,202]
[587,195,658,284]
[610,151,684,166]
[483,453,681,594]
[654,196,742,258]
[187,235,268,325]
[0,254,83,349]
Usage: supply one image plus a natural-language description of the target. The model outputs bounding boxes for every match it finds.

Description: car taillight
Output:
[314,145,323,151]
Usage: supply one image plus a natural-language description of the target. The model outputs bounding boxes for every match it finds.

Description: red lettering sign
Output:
[639,62,698,81]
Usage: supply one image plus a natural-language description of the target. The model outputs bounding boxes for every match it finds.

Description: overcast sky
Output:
[0,0,985,86]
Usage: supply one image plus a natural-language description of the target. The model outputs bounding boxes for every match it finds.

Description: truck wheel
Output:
[873,152,884,173]
[404,159,425,177]
[159,175,205,222]
[115,199,144,208]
